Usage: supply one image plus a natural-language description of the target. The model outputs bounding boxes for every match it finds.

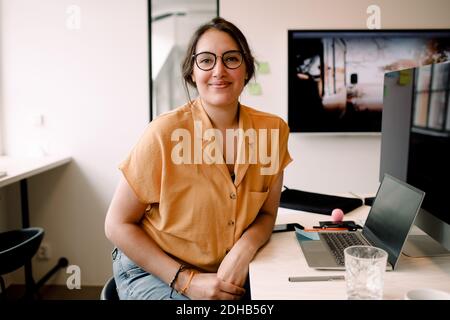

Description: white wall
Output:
[221,0,450,195]
[0,0,149,285]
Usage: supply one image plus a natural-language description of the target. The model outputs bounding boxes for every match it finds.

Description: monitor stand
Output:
[403,234,450,257]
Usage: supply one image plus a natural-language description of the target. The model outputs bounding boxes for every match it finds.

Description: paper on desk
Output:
[295,226,320,241]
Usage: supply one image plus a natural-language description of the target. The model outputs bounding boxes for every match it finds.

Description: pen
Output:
[303,228,349,232]
[288,275,345,282]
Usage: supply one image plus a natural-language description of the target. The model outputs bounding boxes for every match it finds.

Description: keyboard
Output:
[321,232,367,266]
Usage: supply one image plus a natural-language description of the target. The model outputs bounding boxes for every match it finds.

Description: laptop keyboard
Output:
[321,232,367,266]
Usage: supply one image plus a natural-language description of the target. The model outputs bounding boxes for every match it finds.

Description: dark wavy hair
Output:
[181,17,256,100]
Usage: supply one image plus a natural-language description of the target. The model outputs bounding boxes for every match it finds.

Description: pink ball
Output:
[331,208,344,222]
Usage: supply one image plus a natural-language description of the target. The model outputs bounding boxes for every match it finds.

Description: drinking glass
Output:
[344,245,388,300]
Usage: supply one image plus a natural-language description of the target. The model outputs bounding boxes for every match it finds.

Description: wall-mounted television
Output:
[288,30,450,133]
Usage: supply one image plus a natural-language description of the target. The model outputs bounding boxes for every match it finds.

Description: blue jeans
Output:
[112,247,190,300]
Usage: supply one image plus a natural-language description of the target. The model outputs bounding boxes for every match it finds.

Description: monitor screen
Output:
[288,30,450,133]
[407,62,450,225]
[380,61,450,250]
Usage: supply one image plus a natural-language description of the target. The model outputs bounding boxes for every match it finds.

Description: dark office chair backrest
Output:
[0,228,44,275]
[100,277,119,300]
[0,228,45,297]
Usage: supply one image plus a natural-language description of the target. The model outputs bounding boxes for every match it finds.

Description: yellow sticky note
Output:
[398,69,412,86]
[247,82,262,96]
[258,62,270,75]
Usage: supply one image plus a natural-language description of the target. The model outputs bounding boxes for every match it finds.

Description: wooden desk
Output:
[0,155,72,294]
[249,206,450,300]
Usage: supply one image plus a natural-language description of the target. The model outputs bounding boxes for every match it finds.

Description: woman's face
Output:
[192,29,247,110]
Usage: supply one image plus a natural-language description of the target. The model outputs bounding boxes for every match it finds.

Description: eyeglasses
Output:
[193,50,244,71]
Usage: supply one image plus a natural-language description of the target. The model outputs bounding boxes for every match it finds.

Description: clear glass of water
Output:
[344,245,388,300]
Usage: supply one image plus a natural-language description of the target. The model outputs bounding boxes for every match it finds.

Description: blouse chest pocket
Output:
[242,190,270,228]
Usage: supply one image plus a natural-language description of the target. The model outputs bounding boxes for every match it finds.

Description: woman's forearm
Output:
[106,221,187,290]
[234,210,276,260]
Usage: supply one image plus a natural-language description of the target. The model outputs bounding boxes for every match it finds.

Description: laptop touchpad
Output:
[300,240,340,269]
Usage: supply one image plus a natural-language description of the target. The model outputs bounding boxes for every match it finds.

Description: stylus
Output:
[288,275,345,282]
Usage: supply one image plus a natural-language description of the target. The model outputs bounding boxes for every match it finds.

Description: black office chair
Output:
[0,228,44,297]
[0,227,69,300]
[100,276,119,300]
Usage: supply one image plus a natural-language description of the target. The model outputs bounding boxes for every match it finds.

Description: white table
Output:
[249,206,450,300]
[0,155,71,227]
[0,155,72,294]
[0,155,72,187]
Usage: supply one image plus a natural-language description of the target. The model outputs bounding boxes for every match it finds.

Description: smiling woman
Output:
[105,16,292,301]
[189,29,248,111]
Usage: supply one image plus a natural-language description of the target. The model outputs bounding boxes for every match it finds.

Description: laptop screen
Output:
[362,174,425,268]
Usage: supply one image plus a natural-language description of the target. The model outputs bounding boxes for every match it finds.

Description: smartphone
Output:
[272,223,303,233]
[318,220,362,231]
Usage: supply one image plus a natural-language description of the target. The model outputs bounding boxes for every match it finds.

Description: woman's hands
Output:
[217,243,254,288]
[183,272,245,300]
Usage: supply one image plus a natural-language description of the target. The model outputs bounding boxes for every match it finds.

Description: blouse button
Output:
[228,220,235,226]
[230,192,237,199]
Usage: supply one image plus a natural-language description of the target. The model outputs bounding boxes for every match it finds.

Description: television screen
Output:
[288,30,450,133]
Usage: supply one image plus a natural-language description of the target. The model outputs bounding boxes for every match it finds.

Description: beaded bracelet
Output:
[169,264,186,298]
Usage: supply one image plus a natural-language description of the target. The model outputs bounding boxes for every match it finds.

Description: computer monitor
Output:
[380,61,450,256]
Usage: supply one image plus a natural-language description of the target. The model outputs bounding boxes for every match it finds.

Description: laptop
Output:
[299,174,425,270]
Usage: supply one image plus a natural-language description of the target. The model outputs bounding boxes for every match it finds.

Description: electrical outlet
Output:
[37,243,51,261]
